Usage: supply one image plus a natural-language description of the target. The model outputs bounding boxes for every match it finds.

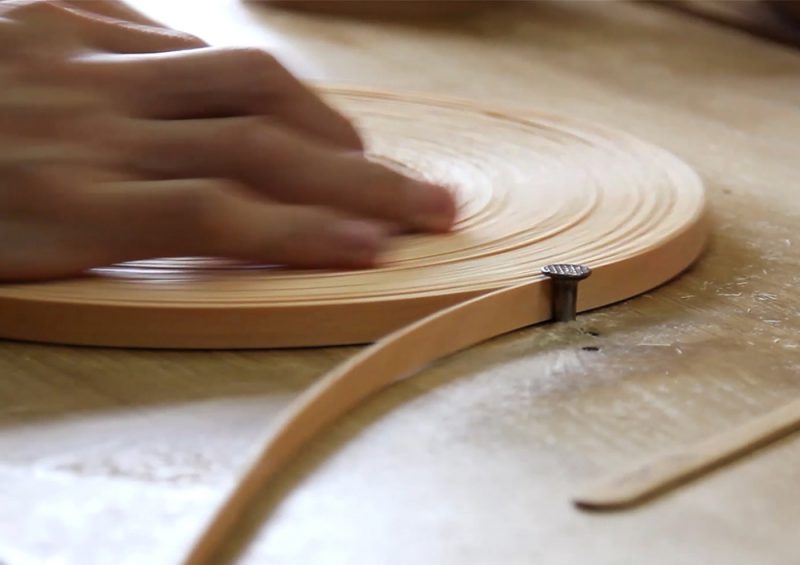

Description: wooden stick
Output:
[574,397,800,510]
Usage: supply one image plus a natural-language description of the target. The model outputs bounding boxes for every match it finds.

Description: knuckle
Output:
[65,95,119,129]
[364,157,407,188]
[0,3,71,62]
[233,47,280,69]
[179,181,240,246]
[0,86,116,146]
[72,116,126,163]
[223,116,269,152]
[232,47,290,87]
[0,156,80,216]
[43,88,109,115]
[0,146,56,178]
[220,117,289,170]
[4,0,66,20]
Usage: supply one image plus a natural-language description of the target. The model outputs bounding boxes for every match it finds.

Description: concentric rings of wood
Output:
[0,89,706,348]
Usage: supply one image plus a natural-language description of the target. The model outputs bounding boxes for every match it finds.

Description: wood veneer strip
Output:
[574,397,800,510]
[181,213,707,565]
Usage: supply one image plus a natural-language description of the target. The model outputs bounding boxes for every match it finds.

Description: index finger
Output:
[71,47,364,150]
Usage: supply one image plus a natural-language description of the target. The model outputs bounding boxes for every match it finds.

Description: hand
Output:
[0,0,456,281]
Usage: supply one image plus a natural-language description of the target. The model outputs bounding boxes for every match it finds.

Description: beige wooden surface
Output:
[1,1,799,564]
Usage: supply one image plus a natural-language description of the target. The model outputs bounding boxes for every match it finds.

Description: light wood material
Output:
[183,198,706,564]
[2,2,799,565]
[0,90,705,349]
[575,397,800,509]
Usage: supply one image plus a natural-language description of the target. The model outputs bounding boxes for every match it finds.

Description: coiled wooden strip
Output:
[0,89,706,349]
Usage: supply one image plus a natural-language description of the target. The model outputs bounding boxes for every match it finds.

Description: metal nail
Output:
[541,264,592,322]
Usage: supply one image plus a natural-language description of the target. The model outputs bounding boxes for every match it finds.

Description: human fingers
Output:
[58,0,171,27]
[1,0,204,53]
[0,85,115,140]
[3,178,387,280]
[0,10,73,55]
[0,141,116,281]
[123,116,455,232]
[72,47,363,150]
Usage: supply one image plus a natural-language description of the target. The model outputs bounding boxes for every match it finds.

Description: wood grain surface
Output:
[1,1,798,565]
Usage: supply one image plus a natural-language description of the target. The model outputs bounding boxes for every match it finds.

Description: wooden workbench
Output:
[1,2,798,564]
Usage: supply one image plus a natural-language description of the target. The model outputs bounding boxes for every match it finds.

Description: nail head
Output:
[541,264,592,280]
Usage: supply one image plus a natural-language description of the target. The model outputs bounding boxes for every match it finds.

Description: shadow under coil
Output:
[0,89,706,348]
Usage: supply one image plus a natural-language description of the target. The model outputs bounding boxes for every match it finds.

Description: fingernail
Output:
[406,181,457,232]
[332,220,386,266]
